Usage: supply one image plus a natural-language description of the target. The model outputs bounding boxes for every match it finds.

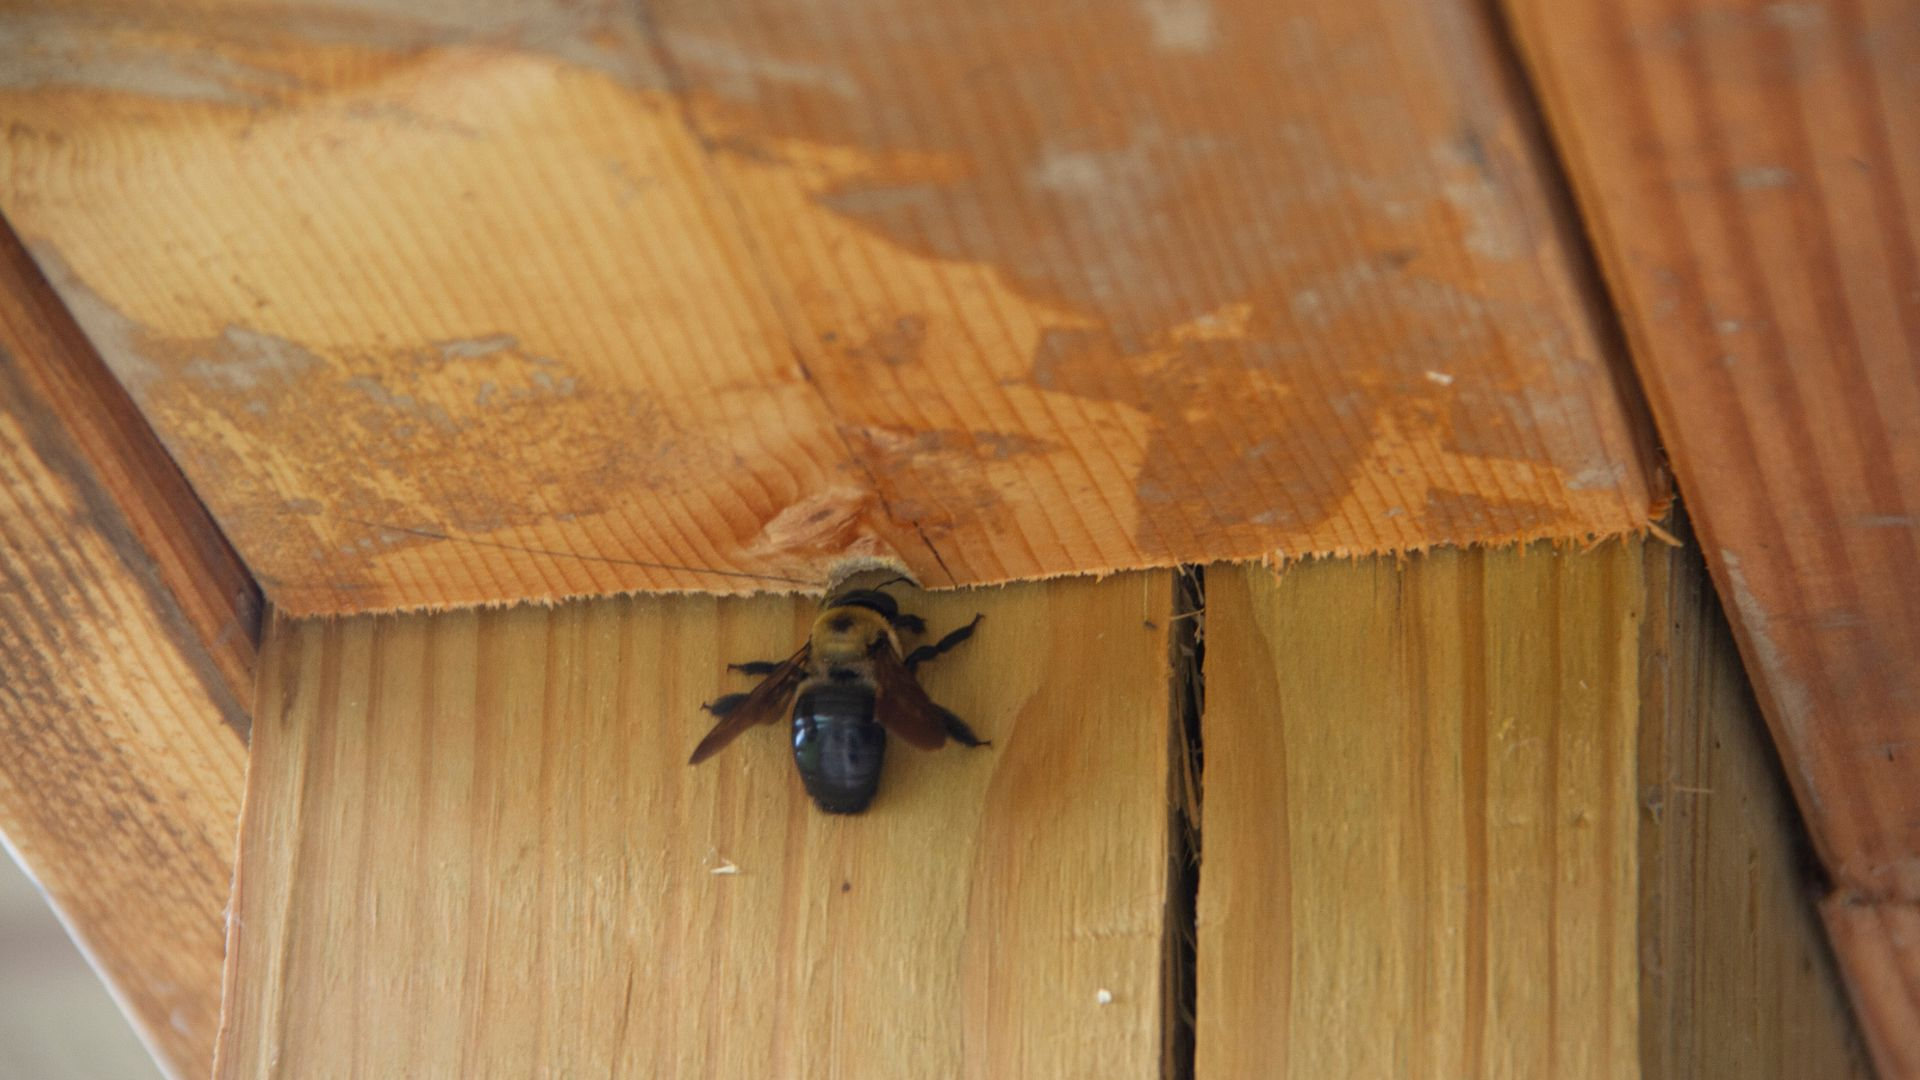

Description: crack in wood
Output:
[1161,565,1204,1080]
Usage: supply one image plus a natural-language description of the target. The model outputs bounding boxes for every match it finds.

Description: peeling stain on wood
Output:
[0,0,1660,613]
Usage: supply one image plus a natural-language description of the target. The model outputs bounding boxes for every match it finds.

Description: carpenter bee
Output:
[689,580,987,814]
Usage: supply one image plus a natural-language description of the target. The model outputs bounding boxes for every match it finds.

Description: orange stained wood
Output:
[0,220,250,1078]
[0,0,1660,615]
[1507,3,1920,1070]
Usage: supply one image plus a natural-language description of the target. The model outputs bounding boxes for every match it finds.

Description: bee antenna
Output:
[870,575,915,592]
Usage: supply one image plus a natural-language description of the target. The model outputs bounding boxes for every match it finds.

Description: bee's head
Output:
[824,575,912,621]
[824,588,900,621]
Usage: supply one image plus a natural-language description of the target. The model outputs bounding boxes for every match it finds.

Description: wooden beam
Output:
[1823,898,1920,1078]
[1503,3,1920,1068]
[216,574,1172,1076]
[0,221,253,1077]
[0,224,258,704]
[1196,535,1868,1077]
[0,0,1659,613]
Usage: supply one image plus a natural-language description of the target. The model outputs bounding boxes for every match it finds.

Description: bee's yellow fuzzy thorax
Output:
[809,604,896,665]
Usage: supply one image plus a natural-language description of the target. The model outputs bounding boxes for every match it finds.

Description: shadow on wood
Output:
[0,223,251,1078]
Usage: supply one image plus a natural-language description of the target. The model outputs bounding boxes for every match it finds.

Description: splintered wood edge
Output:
[3,0,1666,619]
[261,513,1679,619]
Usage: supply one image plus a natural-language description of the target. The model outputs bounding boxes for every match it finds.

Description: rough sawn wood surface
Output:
[0,0,1661,614]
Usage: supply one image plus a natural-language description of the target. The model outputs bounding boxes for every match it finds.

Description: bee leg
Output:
[728,661,783,676]
[903,613,983,672]
[937,705,990,748]
[703,692,750,716]
[891,613,927,636]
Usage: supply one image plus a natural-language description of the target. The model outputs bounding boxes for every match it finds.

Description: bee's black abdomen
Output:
[792,684,887,814]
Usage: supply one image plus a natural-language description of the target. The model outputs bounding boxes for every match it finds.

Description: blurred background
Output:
[0,852,160,1079]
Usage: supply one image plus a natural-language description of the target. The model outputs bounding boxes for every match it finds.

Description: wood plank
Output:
[0,225,252,1076]
[1638,522,1870,1080]
[1196,535,1868,1078]
[217,574,1172,1077]
[1197,545,1643,1078]
[0,0,1659,614]
[1504,3,1920,1064]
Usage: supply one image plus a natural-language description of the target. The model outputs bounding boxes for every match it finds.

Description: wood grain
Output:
[1638,522,1870,1080]
[1823,897,1920,1078]
[1197,546,1644,1079]
[1196,536,1868,1078]
[0,0,1659,614]
[217,574,1172,1077]
[0,223,259,710]
[1505,3,1920,1065]
[0,223,252,1076]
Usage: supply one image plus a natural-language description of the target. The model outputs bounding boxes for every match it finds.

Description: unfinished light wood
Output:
[0,0,1658,614]
[0,227,251,1075]
[1504,4,1920,1069]
[1198,546,1641,1078]
[1196,537,1868,1078]
[218,574,1171,1077]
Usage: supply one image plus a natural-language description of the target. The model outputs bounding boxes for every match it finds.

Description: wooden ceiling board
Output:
[0,0,1661,614]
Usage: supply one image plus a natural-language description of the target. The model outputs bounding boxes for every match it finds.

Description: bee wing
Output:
[868,640,951,751]
[689,644,810,764]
